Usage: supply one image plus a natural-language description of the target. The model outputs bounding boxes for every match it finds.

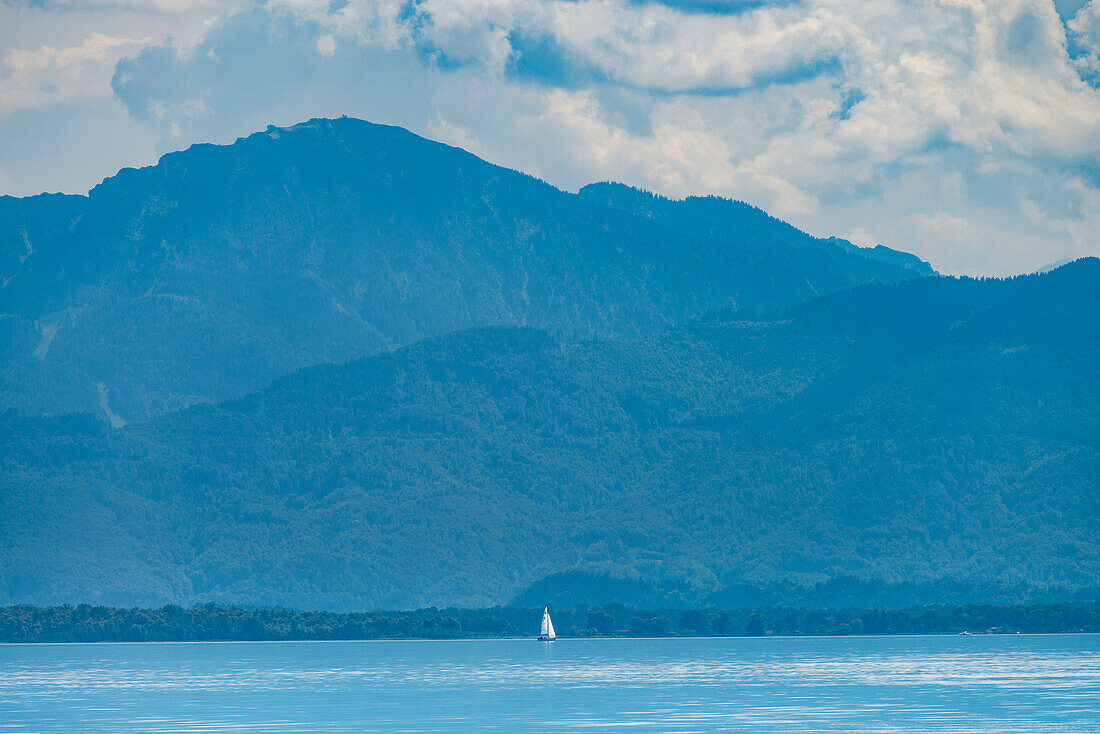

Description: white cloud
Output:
[0,32,151,116]
[541,0,852,90]
[1072,0,1100,46]
[272,0,415,48]
[267,0,1100,169]
[316,33,336,58]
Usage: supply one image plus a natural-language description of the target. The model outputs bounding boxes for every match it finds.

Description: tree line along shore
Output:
[2,602,1099,643]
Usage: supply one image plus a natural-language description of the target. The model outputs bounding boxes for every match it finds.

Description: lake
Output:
[2,635,1098,732]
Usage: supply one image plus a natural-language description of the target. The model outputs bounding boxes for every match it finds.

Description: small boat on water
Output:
[538,606,556,641]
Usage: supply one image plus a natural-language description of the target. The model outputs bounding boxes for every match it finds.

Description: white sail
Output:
[540,607,556,640]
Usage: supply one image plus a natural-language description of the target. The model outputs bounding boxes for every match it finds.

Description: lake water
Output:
[2,635,1099,732]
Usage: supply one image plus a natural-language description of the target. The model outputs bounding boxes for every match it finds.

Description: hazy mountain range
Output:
[1,117,928,424]
[2,118,1095,612]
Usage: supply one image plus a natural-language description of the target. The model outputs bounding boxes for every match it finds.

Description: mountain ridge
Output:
[1,116,930,424]
[577,181,933,278]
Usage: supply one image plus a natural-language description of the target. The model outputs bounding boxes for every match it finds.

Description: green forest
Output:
[3,601,1098,644]
[2,259,1097,611]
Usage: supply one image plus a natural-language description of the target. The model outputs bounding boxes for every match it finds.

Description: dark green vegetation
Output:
[0,118,1093,616]
[0,117,928,423]
[3,259,1096,610]
[4,601,1098,643]
[578,181,927,277]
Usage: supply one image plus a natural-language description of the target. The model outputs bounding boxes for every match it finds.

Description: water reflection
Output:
[1,635,1098,732]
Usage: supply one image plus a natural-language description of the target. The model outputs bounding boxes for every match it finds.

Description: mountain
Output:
[1,117,929,423]
[578,182,932,282]
[2,260,1095,610]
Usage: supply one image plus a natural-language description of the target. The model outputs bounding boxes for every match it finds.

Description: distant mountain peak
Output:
[1034,257,1080,274]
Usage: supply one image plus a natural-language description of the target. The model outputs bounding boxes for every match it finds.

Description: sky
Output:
[1,0,1099,275]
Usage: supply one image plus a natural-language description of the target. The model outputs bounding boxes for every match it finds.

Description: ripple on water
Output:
[0,636,1098,733]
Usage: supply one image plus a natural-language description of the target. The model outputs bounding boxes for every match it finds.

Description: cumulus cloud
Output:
[0,31,150,115]
[6,0,1100,273]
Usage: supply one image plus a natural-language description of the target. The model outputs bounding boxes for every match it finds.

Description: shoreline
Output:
[4,601,1099,644]
[5,630,1100,646]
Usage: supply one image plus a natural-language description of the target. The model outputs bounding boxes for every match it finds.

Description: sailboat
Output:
[538,606,556,641]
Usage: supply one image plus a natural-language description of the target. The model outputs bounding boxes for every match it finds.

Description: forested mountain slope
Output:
[0,117,928,422]
[2,260,1094,610]
[578,182,932,282]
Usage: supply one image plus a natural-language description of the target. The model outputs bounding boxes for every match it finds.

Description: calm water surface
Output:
[2,635,1099,732]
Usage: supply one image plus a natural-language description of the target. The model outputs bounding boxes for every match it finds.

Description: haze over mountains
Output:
[1,117,928,423]
[3,258,1097,610]
[1,118,1095,612]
